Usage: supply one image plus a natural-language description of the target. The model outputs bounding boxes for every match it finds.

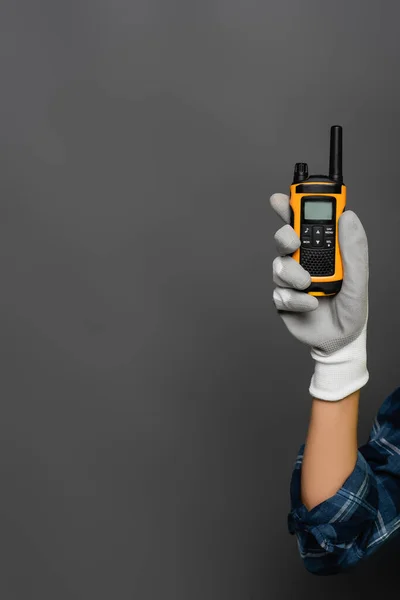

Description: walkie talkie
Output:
[289,125,346,297]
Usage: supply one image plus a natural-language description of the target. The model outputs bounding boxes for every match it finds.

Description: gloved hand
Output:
[270,192,369,401]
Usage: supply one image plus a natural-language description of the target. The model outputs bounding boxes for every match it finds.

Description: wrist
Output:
[309,323,368,401]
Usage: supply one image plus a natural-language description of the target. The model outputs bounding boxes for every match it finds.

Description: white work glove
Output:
[270,193,369,401]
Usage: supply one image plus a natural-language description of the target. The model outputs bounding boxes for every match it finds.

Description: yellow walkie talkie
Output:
[289,125,346,297]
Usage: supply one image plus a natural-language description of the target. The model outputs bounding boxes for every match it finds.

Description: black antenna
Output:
[329,125,343,183]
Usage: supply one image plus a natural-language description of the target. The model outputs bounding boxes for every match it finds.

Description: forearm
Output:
[300,389,360,511]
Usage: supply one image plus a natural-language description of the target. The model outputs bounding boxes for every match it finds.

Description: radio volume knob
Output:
[293,162,309,183]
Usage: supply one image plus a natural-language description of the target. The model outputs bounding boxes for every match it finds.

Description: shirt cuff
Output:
[288,444,378,553]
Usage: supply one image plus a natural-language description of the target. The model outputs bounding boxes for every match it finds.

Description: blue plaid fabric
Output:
[288,386,400,575]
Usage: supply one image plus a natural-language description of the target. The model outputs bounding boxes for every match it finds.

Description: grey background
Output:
[0,0,399,598]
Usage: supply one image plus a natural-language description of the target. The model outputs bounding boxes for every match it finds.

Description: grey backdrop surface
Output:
[1,0,399,598]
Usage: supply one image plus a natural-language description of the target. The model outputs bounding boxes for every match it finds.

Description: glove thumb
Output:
[336,209,369,329]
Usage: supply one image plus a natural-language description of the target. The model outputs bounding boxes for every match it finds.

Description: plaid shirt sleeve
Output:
[288,386,400,575]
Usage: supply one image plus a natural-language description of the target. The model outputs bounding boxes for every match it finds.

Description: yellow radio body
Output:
[289,126,346,297]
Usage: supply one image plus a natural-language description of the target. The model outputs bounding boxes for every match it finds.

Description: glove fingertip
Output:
[270,193,291,223]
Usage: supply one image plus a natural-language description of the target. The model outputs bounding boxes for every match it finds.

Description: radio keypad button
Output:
[312,226,324,248]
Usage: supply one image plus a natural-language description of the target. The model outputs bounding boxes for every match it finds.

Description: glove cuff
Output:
[309,323,369,401]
